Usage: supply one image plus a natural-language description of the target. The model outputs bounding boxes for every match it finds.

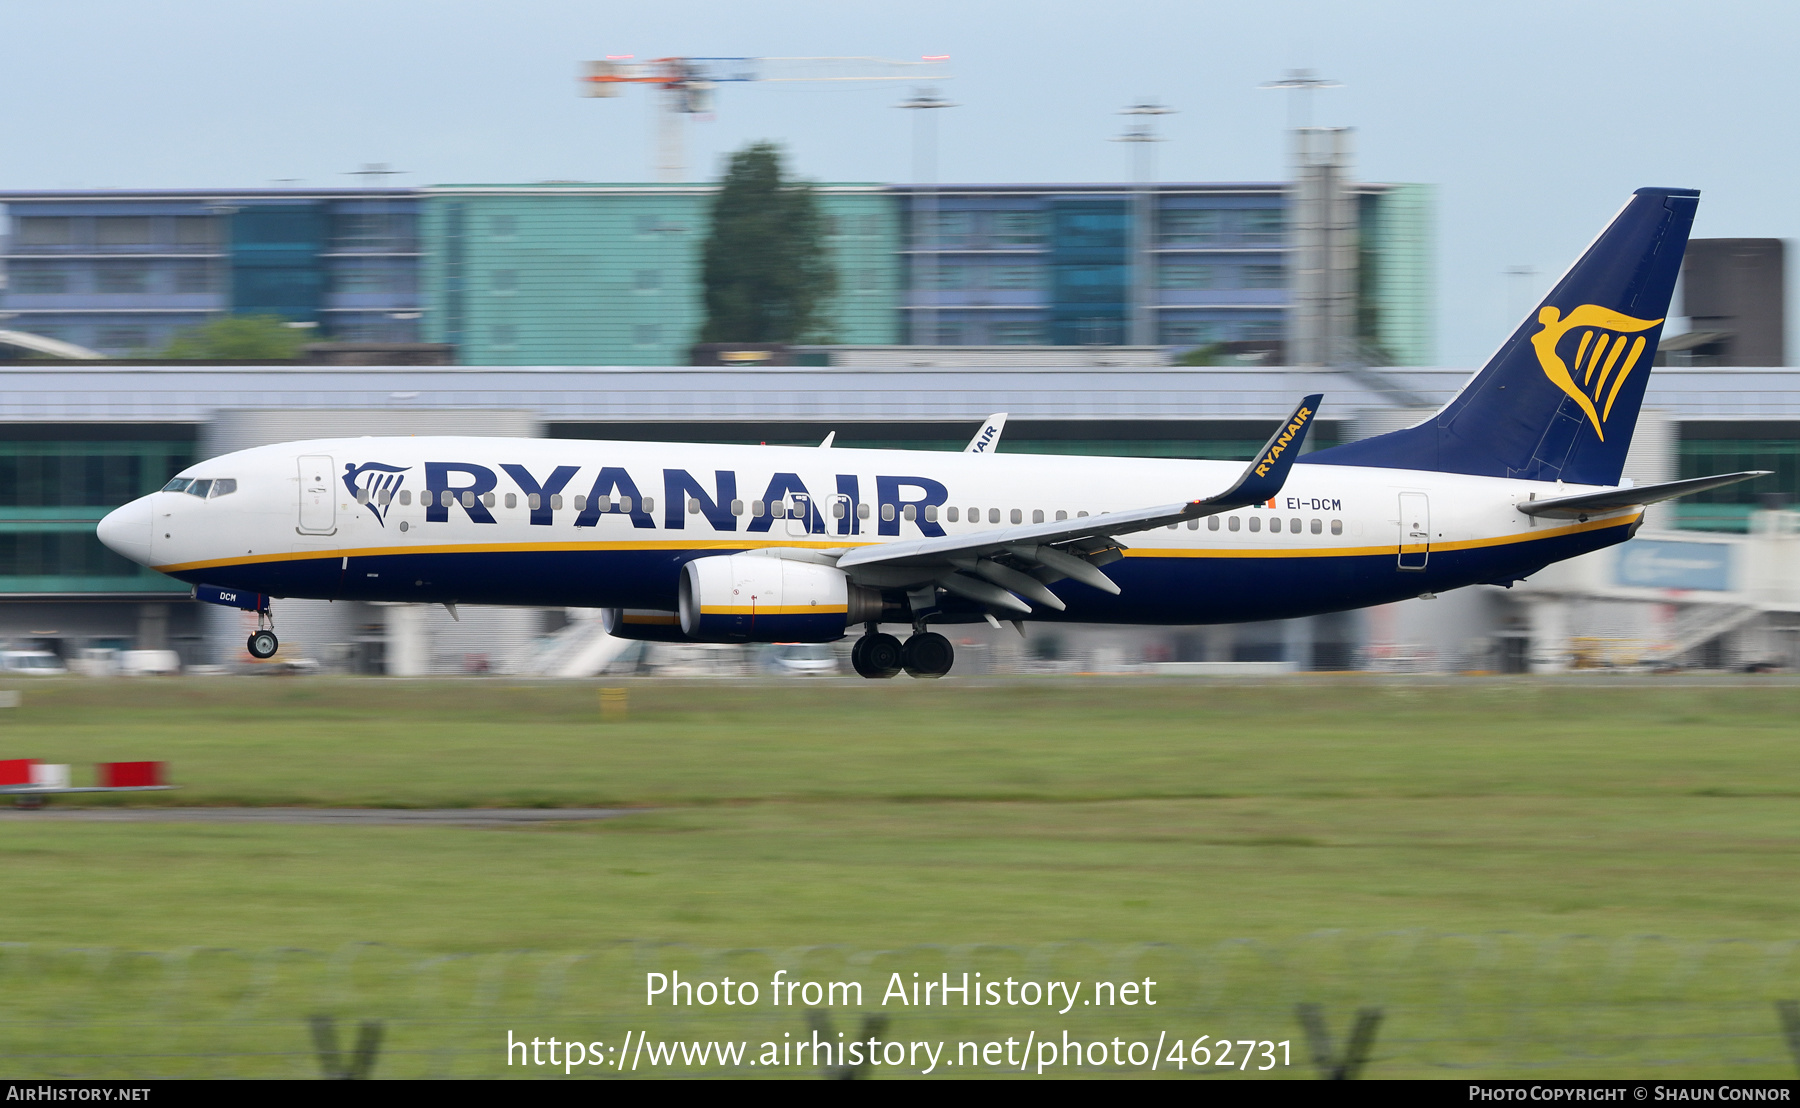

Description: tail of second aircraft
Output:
[1307,187,1699,486]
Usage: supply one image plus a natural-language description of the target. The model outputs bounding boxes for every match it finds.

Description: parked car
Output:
[0,650,68,676]
[766,643,840,676]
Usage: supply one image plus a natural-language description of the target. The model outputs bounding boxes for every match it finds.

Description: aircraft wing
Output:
[832,395,1322,612]
[1516,470,1770,519]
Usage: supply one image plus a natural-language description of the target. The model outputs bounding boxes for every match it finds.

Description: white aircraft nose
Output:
[97,495,155,567]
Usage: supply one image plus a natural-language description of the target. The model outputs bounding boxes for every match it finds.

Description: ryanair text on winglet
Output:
[1253,405,1313,478]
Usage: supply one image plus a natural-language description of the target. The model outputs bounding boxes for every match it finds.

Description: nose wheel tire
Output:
[247,630,280,660]
[851,632,904,679]
[901,632,954,679]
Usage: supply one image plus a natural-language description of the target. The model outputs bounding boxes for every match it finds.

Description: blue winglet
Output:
[1202,394,1323,511]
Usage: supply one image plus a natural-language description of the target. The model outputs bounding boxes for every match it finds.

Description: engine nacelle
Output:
[678,555,880,643]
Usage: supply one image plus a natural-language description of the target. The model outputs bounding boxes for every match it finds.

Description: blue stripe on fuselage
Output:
[170,520,1634,627]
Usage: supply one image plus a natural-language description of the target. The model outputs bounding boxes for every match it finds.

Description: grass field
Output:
[3,676,1799,1078]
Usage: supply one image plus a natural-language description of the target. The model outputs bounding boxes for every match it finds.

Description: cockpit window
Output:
[163,478,192,493]
[187,479,213,498]
[209,479,237,498]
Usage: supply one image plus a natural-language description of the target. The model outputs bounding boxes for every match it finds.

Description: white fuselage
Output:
[98,436,1640,626]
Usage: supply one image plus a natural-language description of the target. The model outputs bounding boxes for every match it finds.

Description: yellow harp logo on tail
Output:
[1529,304,1663,441]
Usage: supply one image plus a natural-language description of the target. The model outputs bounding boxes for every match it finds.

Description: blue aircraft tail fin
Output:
[1306,187,1699,486]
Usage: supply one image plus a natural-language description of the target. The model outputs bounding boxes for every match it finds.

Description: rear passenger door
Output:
[1397,491,1429,571]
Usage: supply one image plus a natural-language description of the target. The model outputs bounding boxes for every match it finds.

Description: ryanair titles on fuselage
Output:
[347,459,953,537]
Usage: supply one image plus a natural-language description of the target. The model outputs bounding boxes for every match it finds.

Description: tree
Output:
[699,143,835,344]
[157,315,310,360]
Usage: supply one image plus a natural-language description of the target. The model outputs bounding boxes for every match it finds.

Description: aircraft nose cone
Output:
[97,495,155,567]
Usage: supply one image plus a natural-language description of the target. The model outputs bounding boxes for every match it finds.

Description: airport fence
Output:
[4,933,1800,1079]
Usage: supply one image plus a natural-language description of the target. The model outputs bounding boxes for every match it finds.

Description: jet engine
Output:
[677,554,881,643]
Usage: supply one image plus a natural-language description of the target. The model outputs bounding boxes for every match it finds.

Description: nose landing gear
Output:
[246,607,279,660]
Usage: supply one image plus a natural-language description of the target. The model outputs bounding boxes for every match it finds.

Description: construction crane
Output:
[580,55,952,182]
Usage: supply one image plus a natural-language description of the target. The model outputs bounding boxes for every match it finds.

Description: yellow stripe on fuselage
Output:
[154,512,1639,575]
[1122,512,1640,558]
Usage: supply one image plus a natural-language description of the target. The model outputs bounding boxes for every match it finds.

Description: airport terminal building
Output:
[0,360,1794,676]
[0,181,1433,366]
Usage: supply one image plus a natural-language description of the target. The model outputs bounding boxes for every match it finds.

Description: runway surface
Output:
[0,807,637,826]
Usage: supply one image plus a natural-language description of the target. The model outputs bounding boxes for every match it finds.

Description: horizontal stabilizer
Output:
[1517,471,1770,519]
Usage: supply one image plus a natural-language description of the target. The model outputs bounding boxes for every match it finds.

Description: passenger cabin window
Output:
[833,501,847,519]
[730,499,745,516]
[752,499,766,517]
[881,504,896,522]
[505,493,516,509]
[573,495,586,511]
[1056,510,1068,521]
[528,493,540,510]
[858,503,870,520]
[771,502,786,519]
[1310,518,1321,534]
[550,494,562,510]
[1208,516,1219,530]
[903,505,917,522]
[484,493,496,508]
[1187,518,1198,529]
[1269,517,1281,533]
[400,490,412,505]
[1032,509,1044,524]
[688,498,701,514]
[1228,517,1240,531]
[1291,517,1301,532]
[1248,516,1260,532]
[947,506,960,522]
[924,505,938,522]
[1331,519,1343,535]
[989,508,1001,524]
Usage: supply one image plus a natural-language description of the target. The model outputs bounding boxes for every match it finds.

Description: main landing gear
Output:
[246,606,279,660]
[851,625,953,680]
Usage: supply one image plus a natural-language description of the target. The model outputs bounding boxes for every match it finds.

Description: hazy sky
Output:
[4,0,1796,365]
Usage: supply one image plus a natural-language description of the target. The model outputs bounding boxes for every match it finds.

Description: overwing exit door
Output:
[1397,491,1429,571]
[298,455,336,534]
[786,493,815,537]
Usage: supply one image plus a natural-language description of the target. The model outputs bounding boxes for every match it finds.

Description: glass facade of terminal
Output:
[894,183,1435,364]
[0,426,193,596]
[5,180,1433,365]
[0,191,422,355]
[1676,424,1800,531]
[419,184,900,366]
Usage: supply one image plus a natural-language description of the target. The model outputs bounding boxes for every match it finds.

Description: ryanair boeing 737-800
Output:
[95,188,1767,678]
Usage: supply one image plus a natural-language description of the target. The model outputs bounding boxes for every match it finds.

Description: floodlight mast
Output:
[581,56,953,183]
[1114,101,1173,347]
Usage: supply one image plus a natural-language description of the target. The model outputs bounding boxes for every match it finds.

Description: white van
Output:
[118,650,181,676]
[0,650,67,676]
